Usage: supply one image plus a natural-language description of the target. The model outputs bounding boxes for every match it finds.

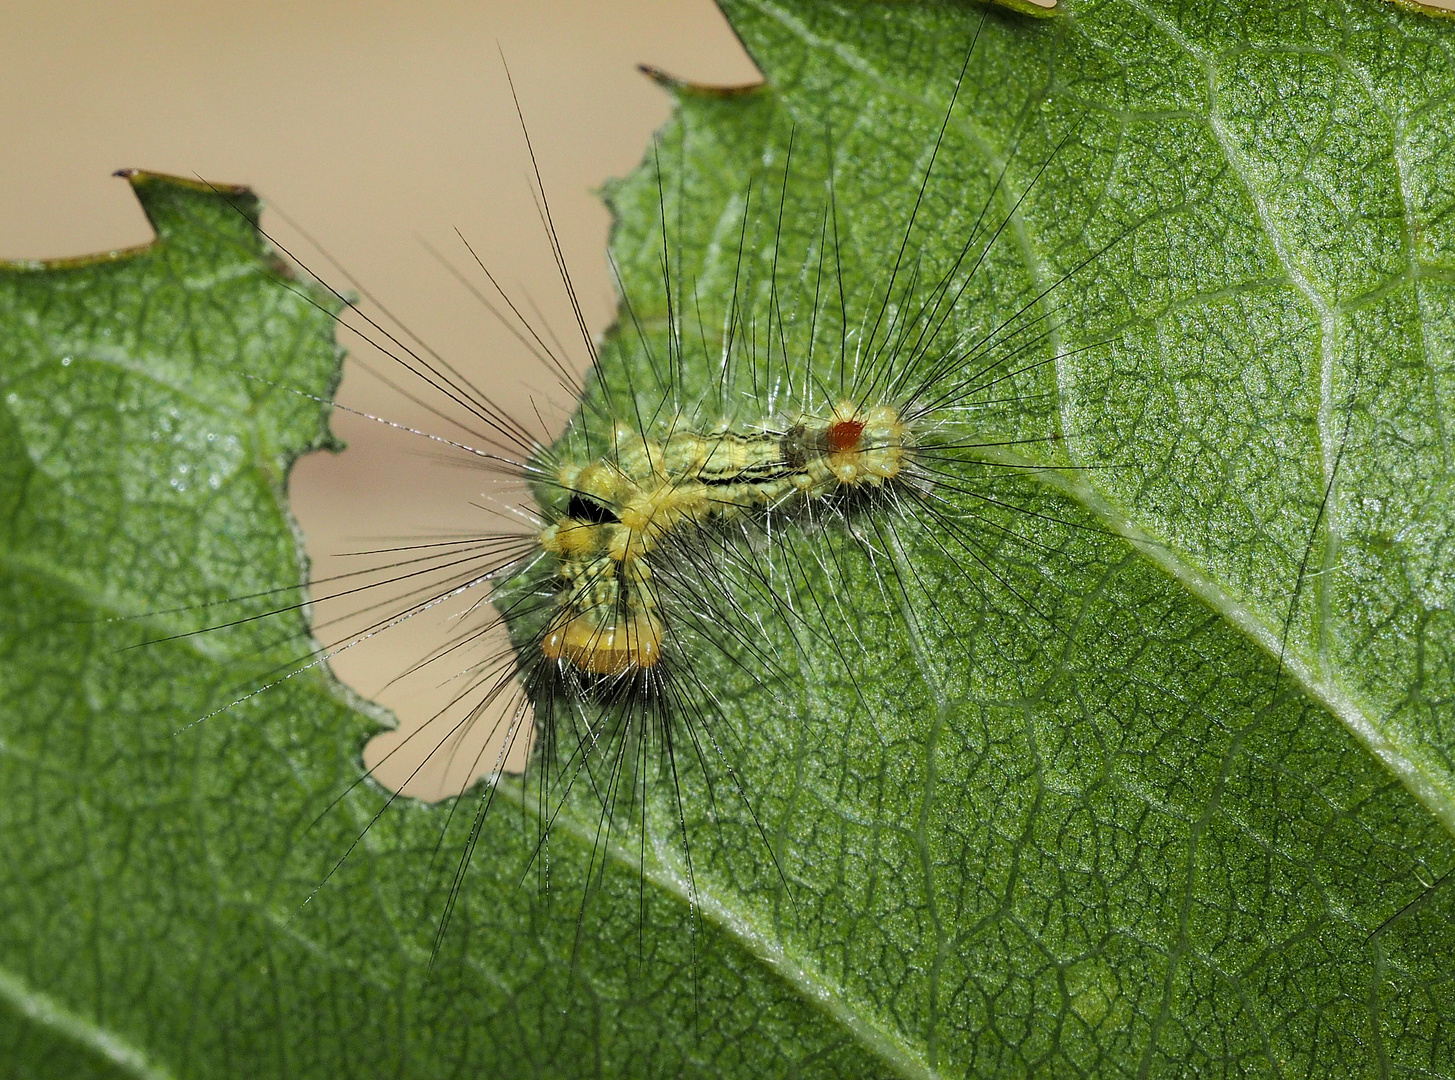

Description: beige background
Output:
[0,0,760,797]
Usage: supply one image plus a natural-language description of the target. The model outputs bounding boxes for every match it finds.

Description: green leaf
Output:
[3,1,1454,1077]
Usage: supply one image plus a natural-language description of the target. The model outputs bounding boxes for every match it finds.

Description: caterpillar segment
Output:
[537,401,915,676]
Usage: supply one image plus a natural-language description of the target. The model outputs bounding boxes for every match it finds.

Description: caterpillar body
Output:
[539,402,911,677]
[305,70,1106,960]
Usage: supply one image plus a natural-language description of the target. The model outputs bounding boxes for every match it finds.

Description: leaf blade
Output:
[3,0,1455,1075]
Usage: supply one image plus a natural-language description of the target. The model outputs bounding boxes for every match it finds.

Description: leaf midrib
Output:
[1042,459,1455,838]
[0,967,175,1080]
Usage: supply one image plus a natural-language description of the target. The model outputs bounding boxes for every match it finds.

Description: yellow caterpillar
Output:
[538,402,912,675]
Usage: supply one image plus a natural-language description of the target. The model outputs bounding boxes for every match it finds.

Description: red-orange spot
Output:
[825,418,865,453]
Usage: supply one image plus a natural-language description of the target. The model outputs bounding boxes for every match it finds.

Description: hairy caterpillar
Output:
[301,39,1132,956]
[540,402,912,675]
[120,6,1121,955]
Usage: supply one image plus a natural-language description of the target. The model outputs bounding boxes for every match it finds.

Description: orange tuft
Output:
[825,418,865,453]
